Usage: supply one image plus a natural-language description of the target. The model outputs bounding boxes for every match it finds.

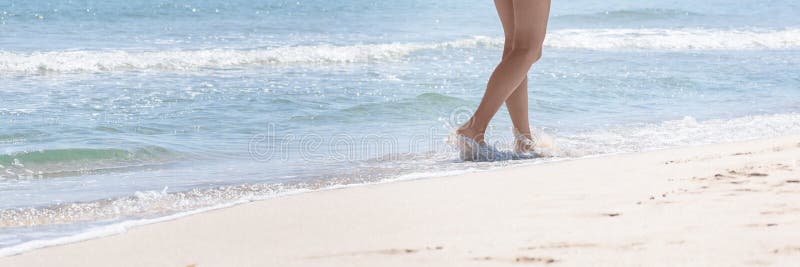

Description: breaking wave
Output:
[1,28,799,74]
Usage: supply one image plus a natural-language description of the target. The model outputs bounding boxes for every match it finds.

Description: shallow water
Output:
[1,0,799,253]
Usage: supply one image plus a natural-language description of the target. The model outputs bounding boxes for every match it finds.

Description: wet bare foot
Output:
[456,125,485,144]
[513,128,535,153]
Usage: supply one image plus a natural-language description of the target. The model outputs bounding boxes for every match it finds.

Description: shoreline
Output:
[2,135,800,266]
[0,138,694,257]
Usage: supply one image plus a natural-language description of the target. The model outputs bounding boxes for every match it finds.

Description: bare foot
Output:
[513,128,535,153]
[456,125,485,144]
[452,125,510,162]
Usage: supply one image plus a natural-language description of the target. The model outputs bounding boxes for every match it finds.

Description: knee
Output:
[509,46,542,64]
[501,41,513,59]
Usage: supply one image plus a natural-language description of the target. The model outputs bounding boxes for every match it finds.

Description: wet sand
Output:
[2,135,800,266]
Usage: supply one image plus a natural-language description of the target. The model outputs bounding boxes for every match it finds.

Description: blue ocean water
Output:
[1,0,799,254]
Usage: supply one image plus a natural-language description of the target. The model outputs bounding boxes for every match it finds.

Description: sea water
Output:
[1,0,799,254]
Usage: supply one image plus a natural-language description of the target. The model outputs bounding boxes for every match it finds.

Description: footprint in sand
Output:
[472,256,557,264]
[306,245,443,259]
[522,242,598,250]
[772,246,800,254]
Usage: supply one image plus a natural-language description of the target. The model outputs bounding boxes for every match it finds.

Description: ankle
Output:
[456,125,485,143]
[513,128,532,139]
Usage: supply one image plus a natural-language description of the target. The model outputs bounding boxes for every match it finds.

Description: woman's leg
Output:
[457,0,550,143]
[495,0,532,140]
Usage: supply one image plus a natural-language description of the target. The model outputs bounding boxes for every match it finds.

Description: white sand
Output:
[2,136,800,266]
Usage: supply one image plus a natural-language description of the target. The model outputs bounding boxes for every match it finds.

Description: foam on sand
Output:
[556,113,800,156]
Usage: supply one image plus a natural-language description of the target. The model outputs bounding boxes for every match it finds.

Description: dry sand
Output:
[2,136,800,266]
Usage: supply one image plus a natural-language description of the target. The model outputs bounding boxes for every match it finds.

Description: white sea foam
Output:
[547,28,800,50]
[0,37,497,74]
[557,113,800,156]
[0,201,241,257]
[1,28,798,74]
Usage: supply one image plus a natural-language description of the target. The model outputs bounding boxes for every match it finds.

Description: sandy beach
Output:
[2,135,800,266]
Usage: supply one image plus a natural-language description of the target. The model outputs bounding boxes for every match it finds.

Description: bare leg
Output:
[457,0,550,143]
[506,75,530,137]
[495,0,534,150]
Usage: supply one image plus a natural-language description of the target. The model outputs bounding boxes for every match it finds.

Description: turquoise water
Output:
[1,0,800,253]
